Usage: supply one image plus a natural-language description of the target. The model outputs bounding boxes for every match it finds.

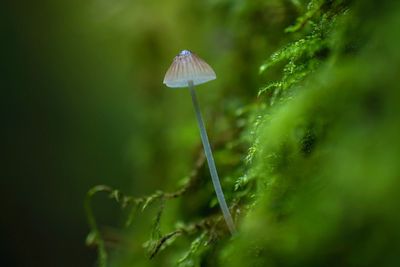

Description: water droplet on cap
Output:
[179,50,192,56]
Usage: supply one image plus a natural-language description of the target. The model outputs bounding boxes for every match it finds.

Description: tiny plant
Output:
[163,50,237,235]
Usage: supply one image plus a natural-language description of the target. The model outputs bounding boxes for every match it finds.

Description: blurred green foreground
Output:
[2,0,400,266]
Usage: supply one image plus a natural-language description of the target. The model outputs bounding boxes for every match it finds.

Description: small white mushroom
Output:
[164,50,236,235]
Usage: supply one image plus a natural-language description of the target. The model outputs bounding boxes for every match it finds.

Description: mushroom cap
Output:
[163,50,216,88]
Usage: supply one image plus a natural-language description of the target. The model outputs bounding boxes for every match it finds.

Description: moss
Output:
[221,1,400,266]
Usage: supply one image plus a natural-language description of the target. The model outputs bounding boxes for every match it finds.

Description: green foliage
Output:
[258,0,348,102]
[222,1,400,266]
[286,0,322,32]
[85,0,400,266]
[177,233,208,267]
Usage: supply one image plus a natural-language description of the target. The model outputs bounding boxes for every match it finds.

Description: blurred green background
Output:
[2,0,278,266]
[2,0,400,266]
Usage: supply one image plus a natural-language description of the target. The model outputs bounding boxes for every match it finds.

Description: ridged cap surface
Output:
[163,50,216,88]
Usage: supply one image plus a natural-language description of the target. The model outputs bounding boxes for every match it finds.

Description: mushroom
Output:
[163,50,236,235]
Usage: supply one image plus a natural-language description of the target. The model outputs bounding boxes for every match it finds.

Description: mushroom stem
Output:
[188,80,237,235]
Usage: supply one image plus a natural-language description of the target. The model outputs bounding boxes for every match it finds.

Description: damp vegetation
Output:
[85,1,400,266]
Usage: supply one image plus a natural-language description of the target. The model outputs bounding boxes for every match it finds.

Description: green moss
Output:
[222,1,400,266]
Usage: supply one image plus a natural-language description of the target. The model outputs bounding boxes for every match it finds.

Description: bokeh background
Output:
[2,1,278,266]
[2,0,400,266]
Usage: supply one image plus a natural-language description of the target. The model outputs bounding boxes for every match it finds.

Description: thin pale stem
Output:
[188,80,236,235]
